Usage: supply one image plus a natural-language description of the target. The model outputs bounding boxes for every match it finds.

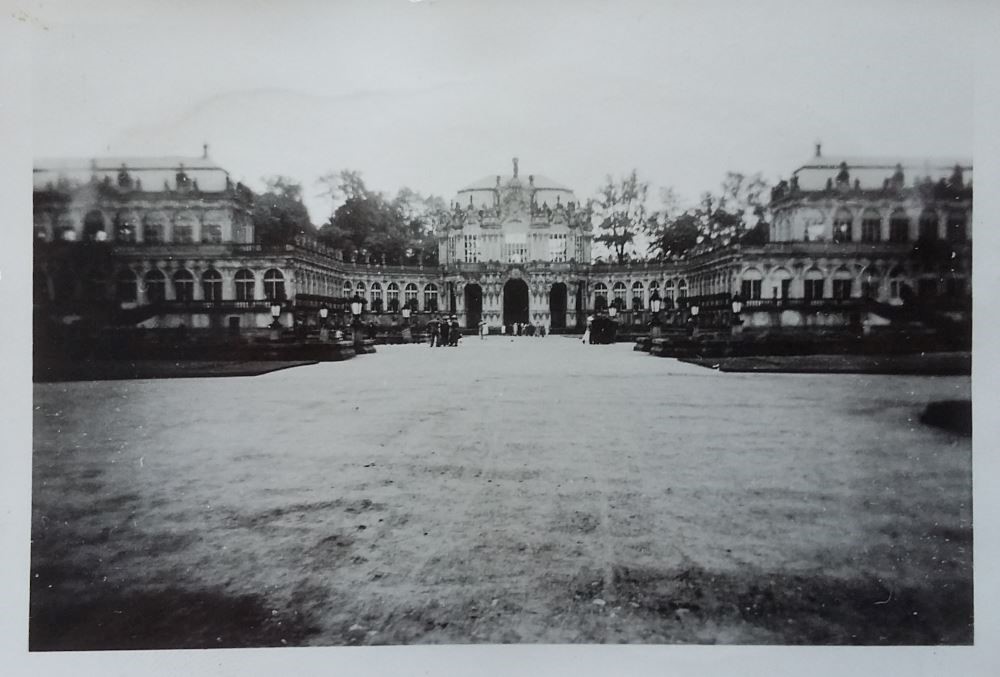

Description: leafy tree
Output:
[592,170,649,264]
[646,211,702,260]
[316,170,444,266]
[644,172,770,259]
[253,176,315,245]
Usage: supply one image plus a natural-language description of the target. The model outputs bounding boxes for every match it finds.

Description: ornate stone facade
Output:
[33,150,973,337]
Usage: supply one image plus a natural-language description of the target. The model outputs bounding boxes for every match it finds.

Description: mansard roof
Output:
[792,155,973,191]
[33,155,232,192]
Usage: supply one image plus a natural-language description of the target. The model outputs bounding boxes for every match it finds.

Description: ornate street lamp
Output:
[269,302,283,341]
[400,305,412,343]
[319,305,329,341]
[649,290,662,338]
[608,305,618,318]
[730,294,743,337]
[689,302,700,338]
[350,294,364,349]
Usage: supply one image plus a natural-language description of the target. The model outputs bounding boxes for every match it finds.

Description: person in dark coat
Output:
[439,317,449,347]
[449,317,460,346]
[429,318,440,347]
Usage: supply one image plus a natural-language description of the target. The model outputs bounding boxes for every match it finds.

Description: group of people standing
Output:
[428,316,461,347]
[502,322,546,337]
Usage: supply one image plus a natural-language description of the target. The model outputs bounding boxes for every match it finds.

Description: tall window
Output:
[83,210,106,241]
[174,222,194,244]
[861,209,881,243]
[424,283,439,312]
[370,282,383,307]
[832,278,852,300]
[947,210,968,243]
[741,279,762,300]
[889,209,910,243]
[919,209,940,241]
[115,212,136,243]
[202,224,222,243]
[144,269,166,303]
[804,276,824,301]
[173,269,194,302]
[202,269,222,301]
[504,233,528,263]
[355,281,367,302]
[677,279,687,299]
[143,219,164,244]
[386,282,400,311]
[548,234,567,262]
[575,236,586,262]
[464,235,480,263]
[611,281,627,309]
[343,281,353,298]
[235,269,255,301]
[594,282,608,308]
[781,279,792,299]
[264,269,285,301]
[116,269,137,302]
[648,281,660,307]
[832,208,853,243]
[631,281,644,310]
[404,283,419,309]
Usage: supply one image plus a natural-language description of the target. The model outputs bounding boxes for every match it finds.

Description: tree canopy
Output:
[316,170,445,266]
[252,176,316,245]
[644,171,770,260]
[592,170,649,264]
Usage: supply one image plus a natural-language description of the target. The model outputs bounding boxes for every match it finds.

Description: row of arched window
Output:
[343,281,440,310]
[592,280,686,309]
[111,268,286,303]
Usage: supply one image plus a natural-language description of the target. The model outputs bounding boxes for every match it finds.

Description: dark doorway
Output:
[464,283,483,328]
[503,278,529,326]
[549,282,567,329]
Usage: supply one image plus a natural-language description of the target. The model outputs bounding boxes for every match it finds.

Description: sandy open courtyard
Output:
[30,338,972,648]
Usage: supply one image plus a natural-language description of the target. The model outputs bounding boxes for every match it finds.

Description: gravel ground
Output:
[30,338,972,648]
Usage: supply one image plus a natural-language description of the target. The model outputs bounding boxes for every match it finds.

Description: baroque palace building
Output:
[32,150,971,336]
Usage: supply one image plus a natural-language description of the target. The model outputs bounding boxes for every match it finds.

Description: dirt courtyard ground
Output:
[30,338,972,648]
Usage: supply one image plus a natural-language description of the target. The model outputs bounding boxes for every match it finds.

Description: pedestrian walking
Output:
[449,316,461,346]
[439,317,450,347]
[429,317,439,347]
[479,320,488,339]
[582,315,594,343]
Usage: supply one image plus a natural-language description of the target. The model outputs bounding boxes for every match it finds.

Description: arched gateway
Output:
[464,283,483,328]
[503,278,529,326]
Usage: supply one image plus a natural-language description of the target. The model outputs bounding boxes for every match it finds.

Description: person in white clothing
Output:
[582,315,594,343]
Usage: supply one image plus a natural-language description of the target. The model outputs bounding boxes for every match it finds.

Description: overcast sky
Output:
[28,0,976,223]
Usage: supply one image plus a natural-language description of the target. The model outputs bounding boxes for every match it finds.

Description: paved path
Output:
[31,338,973,646]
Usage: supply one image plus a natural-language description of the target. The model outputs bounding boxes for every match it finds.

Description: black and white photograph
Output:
[3,0,999,675]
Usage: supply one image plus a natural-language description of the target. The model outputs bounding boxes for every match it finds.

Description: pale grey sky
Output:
[29,0,976,223]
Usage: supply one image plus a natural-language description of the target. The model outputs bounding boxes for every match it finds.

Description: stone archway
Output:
[549,282,567,329]
[503,278,529,326]
[464,283,483,328]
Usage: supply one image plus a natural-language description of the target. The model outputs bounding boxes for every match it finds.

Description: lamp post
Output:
[689,302,700,338]
[401,305,412,343]
[350,294,364,350]
[730,294,743,337]
[649,291,662,338]
[269,301,282,341]
[319,305,329,341]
